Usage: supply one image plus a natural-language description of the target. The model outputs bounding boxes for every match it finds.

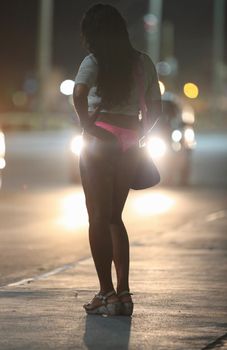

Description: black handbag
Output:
[130,57,161,190]
[131,145,160,190]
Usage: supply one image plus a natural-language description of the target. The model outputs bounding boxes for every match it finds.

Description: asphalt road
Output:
[0,130,226,287]
[0,130,227,349]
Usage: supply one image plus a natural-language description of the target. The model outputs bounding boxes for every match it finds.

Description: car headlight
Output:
[70,135,84,156]
[0,131,5,157]
[184,128,196,148]
[0,158,6,170]
[182,106,195,124]
[147,137,167,159]
[172,129,182,142]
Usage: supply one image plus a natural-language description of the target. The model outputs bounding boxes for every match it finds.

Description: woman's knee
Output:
[89,211,111,228]
[89,212,122,229]
[110,213,123,225]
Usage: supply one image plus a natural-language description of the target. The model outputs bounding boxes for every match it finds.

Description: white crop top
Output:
[74,52,161,117]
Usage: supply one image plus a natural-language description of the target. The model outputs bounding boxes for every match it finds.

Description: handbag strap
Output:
[135,55,148,132]
[134,54,159,137]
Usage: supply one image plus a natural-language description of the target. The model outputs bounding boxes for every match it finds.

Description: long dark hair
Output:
[81,4,138,109]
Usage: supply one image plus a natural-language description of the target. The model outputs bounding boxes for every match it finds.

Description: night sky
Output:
[0,0,226,111]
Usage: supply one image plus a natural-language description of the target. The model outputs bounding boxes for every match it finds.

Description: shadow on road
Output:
[83,315,132,349]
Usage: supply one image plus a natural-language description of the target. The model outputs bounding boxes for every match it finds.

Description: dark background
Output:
[0,0,226,112]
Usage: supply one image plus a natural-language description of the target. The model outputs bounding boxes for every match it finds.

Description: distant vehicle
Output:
[149,92,196,185]
[68,129,83,183]
[68,92,196,185]
[0,128,6,178]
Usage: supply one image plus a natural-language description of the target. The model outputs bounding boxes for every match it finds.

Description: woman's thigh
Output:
[79,133,117,223]
[111,145,139,223]
[79,132,139,224]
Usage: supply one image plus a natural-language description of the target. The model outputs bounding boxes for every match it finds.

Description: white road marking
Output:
[206,210,227,222]
[2,257,90,288]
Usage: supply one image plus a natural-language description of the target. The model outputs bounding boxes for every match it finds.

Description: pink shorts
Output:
[95,121,139,152]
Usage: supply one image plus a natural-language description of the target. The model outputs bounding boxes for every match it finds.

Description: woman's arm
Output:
[73,55,99,130]
[73,83,100,132]
[73,83,90,129]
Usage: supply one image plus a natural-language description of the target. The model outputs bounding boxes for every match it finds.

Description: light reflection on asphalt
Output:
[131,191,175,216]
[57,191,88,230]
[56,189,176,231]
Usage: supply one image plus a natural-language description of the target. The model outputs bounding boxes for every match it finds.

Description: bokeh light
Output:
[60,79,74,96]
[143,13,158,32]
[183,83,199,99]
[0,158,6,170]
[159,81,165,95]
[156,61,171,76]
[0,132,5,156]
[147,137,167,159]
[184,128,196,147]
[182,106,195,124]
[70,135,84,156]
[172,130,182,142]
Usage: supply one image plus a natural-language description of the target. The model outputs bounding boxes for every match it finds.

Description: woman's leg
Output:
[79,133,117,294]
[110,146,139,294]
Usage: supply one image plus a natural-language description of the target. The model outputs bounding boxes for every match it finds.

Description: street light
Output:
[158,80,165,95]
[37,0,54,112]
[146,0,163,63]
[212,0,226,122]
[60,80,74,96]
[183,83,199,99]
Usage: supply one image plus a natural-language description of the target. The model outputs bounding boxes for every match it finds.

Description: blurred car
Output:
[68,92,196,185]
[68,129,83,183]
[147,92,196,185]
[0,128,6,176]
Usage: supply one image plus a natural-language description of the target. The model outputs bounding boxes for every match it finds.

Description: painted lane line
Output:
[7,265,74,287]
[3,256,90,288]
[206,210,227,222]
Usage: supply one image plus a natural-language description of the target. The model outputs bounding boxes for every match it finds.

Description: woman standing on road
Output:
[73,4,161,316]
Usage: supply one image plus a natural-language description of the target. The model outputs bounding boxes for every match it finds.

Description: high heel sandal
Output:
[83,290,121,316]
[118,290,134,316]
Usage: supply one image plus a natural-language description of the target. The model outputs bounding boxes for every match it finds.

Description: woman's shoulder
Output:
[75,53,98,87]
[81,53,97,66]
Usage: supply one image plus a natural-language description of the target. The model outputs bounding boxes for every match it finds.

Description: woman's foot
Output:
[83,290,121,316]
[118,290,134,316]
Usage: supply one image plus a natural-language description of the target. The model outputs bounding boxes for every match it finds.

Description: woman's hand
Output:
[87,105,101,127]
[73,84,89,129]
[73,84,101,131]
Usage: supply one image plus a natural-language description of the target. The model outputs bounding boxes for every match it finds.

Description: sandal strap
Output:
[118,290,133,297]
[103,290,116,299]
[94,290,116,305]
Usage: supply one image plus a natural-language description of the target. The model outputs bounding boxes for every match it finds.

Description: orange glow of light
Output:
[132,192,175,216]
[183,83,199,99]
[57,192,88,230]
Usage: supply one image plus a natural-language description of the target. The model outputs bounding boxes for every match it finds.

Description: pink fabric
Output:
[95,121,139,152]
